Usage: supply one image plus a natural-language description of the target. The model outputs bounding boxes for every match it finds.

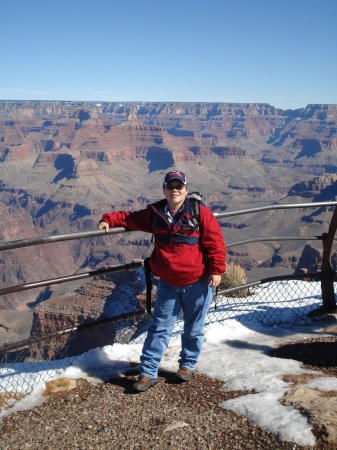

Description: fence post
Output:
[309,207,337,317]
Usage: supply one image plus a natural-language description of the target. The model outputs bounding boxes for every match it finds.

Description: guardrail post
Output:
[309,207,337,317]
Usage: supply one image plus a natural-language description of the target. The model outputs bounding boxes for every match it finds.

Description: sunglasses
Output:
[165,184,186,191]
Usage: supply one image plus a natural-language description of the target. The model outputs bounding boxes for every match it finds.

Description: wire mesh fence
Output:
[1,200,337,414]
[0,272,333,414]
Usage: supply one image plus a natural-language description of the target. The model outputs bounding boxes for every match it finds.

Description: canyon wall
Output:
[0,100,336,343]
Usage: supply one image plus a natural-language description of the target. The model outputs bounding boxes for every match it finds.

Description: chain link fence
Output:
[0,272,332,414]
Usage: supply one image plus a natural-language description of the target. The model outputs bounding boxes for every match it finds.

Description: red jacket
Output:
[101,198,226,286]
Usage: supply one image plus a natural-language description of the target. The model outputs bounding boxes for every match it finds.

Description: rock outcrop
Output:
[29,268,150,359]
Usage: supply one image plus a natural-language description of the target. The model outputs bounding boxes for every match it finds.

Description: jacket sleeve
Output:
[199,205,227,275]
[100,205,154,233]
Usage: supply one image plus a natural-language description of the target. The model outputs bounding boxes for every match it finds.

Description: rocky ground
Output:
[0,371,306,450]
[2,333,337,450]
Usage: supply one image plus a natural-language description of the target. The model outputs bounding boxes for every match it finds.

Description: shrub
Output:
[218,262,249,297]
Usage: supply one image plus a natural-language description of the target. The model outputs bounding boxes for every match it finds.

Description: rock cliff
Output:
[0,100,337,343]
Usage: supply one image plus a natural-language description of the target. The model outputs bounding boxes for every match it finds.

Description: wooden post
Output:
[308,207,337,317]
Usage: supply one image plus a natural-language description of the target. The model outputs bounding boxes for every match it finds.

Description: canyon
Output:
[0,100,336,344]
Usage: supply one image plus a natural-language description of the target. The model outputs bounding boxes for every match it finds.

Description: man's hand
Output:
[208,274,222,288]
[98,221,109,233]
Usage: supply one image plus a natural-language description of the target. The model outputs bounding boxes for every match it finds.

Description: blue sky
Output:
[1,0,336,110]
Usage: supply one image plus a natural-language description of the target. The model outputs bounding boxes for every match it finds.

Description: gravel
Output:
[2,336,337,449]
[0,370,322,450]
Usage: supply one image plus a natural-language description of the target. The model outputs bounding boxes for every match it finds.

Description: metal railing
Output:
[0,200,336,412]
[0,200,334,252]
[1,200,336,298]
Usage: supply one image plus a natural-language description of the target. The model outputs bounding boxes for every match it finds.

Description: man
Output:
[98,170,226,391]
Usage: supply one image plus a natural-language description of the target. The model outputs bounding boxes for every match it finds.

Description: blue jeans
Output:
[139,277,213,378]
